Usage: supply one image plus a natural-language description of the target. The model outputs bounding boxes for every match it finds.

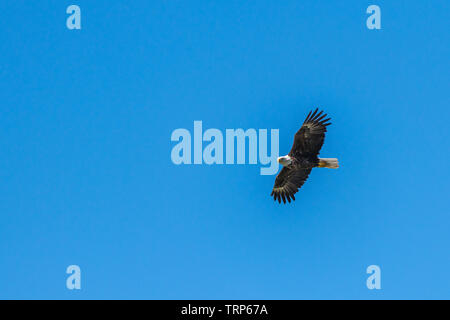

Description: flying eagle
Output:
[271,108,339,203]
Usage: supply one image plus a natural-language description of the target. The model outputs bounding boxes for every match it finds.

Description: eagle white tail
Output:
[318,158,339,169]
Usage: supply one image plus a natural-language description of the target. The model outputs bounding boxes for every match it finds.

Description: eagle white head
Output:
[277,155,292,167]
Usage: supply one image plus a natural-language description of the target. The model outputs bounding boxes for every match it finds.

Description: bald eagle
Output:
[271,109,338,203]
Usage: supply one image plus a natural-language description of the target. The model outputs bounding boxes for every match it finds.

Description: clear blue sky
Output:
[1,1,449,299]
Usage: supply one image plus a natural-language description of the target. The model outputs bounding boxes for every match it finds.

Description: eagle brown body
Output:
[271,109,338,204]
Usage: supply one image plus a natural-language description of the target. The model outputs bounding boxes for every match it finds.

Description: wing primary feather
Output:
[310,108,319,120]
[319,117,331,124]
[313,110,324,121]
[316,113,327,122]
[304,110,312,123]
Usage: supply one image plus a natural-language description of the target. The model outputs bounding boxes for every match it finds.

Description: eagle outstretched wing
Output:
[289,108,331,158]
[271,167,312,203]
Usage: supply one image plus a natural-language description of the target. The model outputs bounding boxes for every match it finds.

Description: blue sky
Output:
[0,1,449,299]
